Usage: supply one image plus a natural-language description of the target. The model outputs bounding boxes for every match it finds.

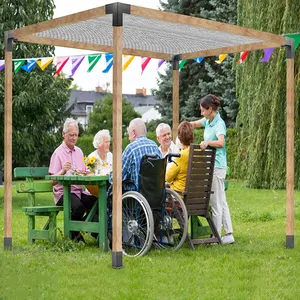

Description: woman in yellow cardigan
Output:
[166,121,194,192]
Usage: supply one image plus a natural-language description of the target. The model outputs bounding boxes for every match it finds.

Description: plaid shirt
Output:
[110,136,161,191]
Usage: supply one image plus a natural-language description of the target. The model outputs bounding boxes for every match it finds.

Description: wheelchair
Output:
[113,153,189,257]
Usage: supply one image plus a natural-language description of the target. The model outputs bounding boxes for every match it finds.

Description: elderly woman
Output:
[165,121,194,193]
[88,129,113,175]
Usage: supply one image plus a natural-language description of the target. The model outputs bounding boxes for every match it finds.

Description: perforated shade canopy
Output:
[11,3,285,59]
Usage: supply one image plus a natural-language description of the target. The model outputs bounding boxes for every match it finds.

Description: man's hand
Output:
[62,161,72,174]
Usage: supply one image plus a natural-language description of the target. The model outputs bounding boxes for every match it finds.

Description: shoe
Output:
[161,235,174,245]
[221,235,235,244]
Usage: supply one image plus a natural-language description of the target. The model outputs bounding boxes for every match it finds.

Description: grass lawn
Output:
[1,181,300,299]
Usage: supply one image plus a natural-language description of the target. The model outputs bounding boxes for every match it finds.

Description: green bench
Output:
[14,167,63,244]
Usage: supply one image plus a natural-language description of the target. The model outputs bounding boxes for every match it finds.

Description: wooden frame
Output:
[3,3,294,267]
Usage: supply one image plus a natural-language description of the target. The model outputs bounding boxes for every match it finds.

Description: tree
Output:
[0,0,73,167]
[154,0,238,126]
[87,94,141,137]
[233,0,300,188]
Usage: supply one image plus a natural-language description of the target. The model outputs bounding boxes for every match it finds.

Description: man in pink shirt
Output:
[49,118,97,242]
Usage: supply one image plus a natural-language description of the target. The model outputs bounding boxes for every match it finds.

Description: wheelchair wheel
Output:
[154,188,188,250]
[122,191,154,257]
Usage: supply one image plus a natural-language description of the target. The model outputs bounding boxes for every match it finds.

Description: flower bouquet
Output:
[83,155,98,173]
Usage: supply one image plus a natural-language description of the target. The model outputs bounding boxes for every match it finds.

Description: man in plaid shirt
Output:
[110,118,161,191]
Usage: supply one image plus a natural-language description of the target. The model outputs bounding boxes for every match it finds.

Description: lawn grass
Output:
[1,181,300,299]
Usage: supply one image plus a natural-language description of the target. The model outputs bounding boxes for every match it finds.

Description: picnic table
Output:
[45,174,109,251]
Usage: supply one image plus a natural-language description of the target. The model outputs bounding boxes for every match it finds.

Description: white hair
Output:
[63,118,78,133]
[128,118,147,136]
[156,123,171,137]
[93,129,111,148]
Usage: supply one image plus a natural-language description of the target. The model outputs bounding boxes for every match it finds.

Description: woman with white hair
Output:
[88,129,113,175]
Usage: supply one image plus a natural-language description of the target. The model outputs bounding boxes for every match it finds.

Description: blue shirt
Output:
[201,112,227,169]
[110,136,161,191]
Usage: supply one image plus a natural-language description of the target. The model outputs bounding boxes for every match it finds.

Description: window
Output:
[86,105,93,115]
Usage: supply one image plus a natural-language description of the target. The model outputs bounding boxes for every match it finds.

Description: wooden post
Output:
[4,32,13,250]
[172,56,180,142]
[285,38,294,248]
[112,19,123,268]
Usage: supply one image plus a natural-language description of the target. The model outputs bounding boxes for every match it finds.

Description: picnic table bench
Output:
[14,167,63,244]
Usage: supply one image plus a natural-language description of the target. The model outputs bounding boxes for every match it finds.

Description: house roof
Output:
[11,2,285,60]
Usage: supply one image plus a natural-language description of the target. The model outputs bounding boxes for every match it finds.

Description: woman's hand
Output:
[200,141,209,149]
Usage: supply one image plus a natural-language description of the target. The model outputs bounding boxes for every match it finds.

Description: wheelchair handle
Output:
[165,152,181,164]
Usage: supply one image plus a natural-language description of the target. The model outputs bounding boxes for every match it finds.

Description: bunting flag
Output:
[179,59,187,71]
[141,57,151,74]
[193,57,204,63]
[55,57,69,76]
[260,48,274,62]
[122,55,135,71]
[0,60,4,71]
[237,51,250,64]
[21,59,36,72]
[70,56,85,77]
[284,33,300,51]
[157,59,165,70]
[87,54,102,72]
[14,60,26,73]
[102,53,113,73]
[215,54,228,64]
[37,57,54,70]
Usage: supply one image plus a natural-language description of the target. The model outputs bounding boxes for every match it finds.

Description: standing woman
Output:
[190,94,234,244]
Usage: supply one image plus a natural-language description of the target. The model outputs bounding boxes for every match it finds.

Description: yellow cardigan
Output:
[165,147,189,192]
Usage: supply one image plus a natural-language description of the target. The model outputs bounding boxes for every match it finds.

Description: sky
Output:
[53,0,165,94]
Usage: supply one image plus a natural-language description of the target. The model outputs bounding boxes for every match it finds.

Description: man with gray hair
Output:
[156,123,179,157]
[111,118,161,191]
[49,118,97,242]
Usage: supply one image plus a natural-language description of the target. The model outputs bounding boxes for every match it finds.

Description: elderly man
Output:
[156,123,179,157]
[110,118,161,191]
[49,118,97,242]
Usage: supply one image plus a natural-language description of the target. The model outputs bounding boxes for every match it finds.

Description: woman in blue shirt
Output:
[191,94,234,244]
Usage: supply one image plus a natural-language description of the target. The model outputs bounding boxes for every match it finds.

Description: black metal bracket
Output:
[284,37,295,59]
[106,2,131,26]
[172,54,182,70]
[4,30,15,52]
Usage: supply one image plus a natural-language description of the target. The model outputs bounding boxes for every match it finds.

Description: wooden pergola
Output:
[3,2,295,268]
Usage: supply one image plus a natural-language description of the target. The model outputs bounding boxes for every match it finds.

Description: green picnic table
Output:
[45,175,109,251]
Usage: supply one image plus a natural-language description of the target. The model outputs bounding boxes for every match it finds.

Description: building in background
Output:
[68,87,161,129]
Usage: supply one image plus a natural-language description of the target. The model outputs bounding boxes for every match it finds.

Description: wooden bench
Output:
[14,167,63,244]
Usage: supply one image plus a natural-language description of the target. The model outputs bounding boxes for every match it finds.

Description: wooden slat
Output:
[112,26,123,253]
[182,41,281,59]
[186,186,212,193]
[16,182,52,193]
[172,67,179,142]
[130,6,285,45]
[286,56,294,239]
[14,167,49,178]
[186,193,210,200]
[4,49,13,243]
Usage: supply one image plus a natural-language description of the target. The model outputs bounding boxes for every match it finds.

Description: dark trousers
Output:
[57,193,97,239]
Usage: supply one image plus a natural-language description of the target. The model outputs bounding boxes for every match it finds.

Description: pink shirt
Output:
[49,142,86,204]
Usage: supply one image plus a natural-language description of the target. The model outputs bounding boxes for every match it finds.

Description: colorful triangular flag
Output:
[157,59,165,70]
[193,57,204,64]
[141,57,151,74]
[87,54,102,72]
[37,58,54,70]
[0,60,5,72]
[237,51,250,64]
[21,60,37,72]
[14,60,26,73]
[215,54,228,64]
[260,48,274,62]
[102,53,113,73]
[55,57,70,76]
[179,60,187,71]
[123,55,135,71]
[70,56,85,77]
